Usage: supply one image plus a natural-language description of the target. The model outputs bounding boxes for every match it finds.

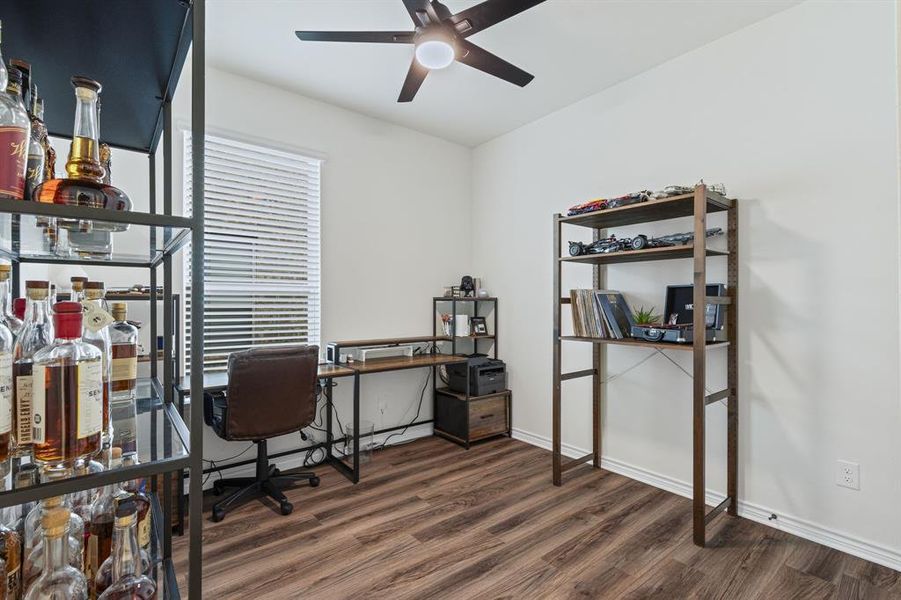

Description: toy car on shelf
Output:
[567,228,723,257]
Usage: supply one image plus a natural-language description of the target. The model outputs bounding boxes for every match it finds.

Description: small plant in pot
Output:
[632,306,662,326]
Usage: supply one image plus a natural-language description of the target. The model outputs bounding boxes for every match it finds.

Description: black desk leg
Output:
[352,372,360,483]
[324,377,333,459]
[324,375,359,484]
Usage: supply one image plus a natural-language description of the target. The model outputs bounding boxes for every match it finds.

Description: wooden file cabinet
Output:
[434,388,511,448]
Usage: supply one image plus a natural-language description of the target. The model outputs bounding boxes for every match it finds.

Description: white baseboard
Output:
[194,423,434,491]
[512,427,901,573]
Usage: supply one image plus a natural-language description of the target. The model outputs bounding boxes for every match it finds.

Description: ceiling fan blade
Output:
[296,31,415,44]
[449,0,547,37]
[456,40,533,87]
[401,0,432,26]
[398,58,429,102]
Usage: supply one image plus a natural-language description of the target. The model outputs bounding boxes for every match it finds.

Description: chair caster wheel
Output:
[280,502,293,516]
[310,476,320,488]
[212,482,224,496]
[211,508,225,522]
[271,468,281,476]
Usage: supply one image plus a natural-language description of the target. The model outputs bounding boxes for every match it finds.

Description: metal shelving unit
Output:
[552,184,738,547]
[1,1,205,596]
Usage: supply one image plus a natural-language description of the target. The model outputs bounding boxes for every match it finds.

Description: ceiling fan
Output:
[295,0,547,102]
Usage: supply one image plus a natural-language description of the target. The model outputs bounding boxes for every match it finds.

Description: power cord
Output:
[377,368,431,450]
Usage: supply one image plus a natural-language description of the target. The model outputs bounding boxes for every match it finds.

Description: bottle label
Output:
[30,365,45,444]
[82,302,115,333]
[139,510,152,549]
[78,361,103,439]
[0,126,28,199]
[0,353,11,435]
[111,355,137,383]
[16,373,33,444]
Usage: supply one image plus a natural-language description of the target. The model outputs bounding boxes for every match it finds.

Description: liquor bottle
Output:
[109,303,137,456]
[8,60,30,117]
[30,302,103,469]
[70,456,105,570]
[83,282,112,446]
[24,92,46,203]
[0,485,21,600]
[12,280,54,458]
[23,506,88,600]
[94,497,155,600]
[23,494,85,590]
[118,473,152,554]
[32,76,131,215]
[70,276,88,303]
[0,36,31,201]
[0,265,22,336]
[86,479,122,597]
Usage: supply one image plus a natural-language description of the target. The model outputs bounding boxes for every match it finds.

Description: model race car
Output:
[567,228,723,257]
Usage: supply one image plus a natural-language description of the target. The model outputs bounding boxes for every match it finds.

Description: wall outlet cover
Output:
[836,460,860,490]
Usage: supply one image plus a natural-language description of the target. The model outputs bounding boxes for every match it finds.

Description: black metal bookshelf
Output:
[1,1,205,597]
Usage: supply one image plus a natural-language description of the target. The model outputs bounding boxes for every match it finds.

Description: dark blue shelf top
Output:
[2,0,193,153]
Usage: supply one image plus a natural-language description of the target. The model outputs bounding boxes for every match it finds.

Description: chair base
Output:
[210,440,320,522]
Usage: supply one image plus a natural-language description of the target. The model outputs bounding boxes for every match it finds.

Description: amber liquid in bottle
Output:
[88,513,113,594]
[33,363,101,464]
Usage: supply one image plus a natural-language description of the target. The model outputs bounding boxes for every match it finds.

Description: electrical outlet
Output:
[836,460,860,490]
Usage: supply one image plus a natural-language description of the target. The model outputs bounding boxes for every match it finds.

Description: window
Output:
[184,132,321,373]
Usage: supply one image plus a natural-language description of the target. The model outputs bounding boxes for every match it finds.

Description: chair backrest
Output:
[224,345,320,441]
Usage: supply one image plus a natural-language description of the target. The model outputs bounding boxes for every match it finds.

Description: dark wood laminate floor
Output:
[173,436,901,599]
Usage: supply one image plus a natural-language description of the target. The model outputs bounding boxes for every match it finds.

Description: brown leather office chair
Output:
[205,345,321,522]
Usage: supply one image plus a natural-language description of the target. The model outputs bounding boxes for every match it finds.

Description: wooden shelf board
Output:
[558,191,732,229]
[330,335,452,348]
[560,336,730,351]
[560,245,727,265]
[455,335,495,340]
[434,297,497,302]
[346,353,466,374]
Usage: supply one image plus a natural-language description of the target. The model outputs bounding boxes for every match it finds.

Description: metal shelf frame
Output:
[552,184,739,547]
[0,2,206,596]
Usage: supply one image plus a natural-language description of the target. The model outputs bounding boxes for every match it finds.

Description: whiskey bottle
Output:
[23,506,88,600]
[109,303,137,458]
[30,301,103,469]
[32,76,131,218]
[24,93,46,202]
[0,265,22,336]
[94,497,155,600]
[86,461,123,594]
[0,487,21,600]
[23,494,85,590]
[12,280,54,458]
[0,37,31,201]
[83,282,113,446]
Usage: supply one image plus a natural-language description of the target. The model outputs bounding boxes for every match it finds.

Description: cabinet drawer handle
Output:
[480,414,495,419]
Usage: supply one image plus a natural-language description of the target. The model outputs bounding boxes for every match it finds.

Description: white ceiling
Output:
[207,0,799,147]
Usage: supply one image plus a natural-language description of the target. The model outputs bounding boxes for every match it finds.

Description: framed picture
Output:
[470,316,488,336]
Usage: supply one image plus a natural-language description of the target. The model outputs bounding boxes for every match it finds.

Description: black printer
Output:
[447,356,507,397]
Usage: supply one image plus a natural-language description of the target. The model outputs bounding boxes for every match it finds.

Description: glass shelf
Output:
[0,378,189,509]
[0,209,191,268]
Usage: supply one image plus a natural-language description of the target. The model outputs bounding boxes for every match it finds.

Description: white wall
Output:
[28,64,472,473]
[471,0,901,566]
[174,66,472,467]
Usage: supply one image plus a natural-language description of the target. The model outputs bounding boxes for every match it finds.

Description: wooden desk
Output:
[176,347,459,485]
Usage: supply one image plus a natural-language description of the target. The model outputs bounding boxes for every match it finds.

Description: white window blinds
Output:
[183,132,321,374]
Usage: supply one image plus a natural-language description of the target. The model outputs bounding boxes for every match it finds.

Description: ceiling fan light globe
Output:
[415,40,455,70]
